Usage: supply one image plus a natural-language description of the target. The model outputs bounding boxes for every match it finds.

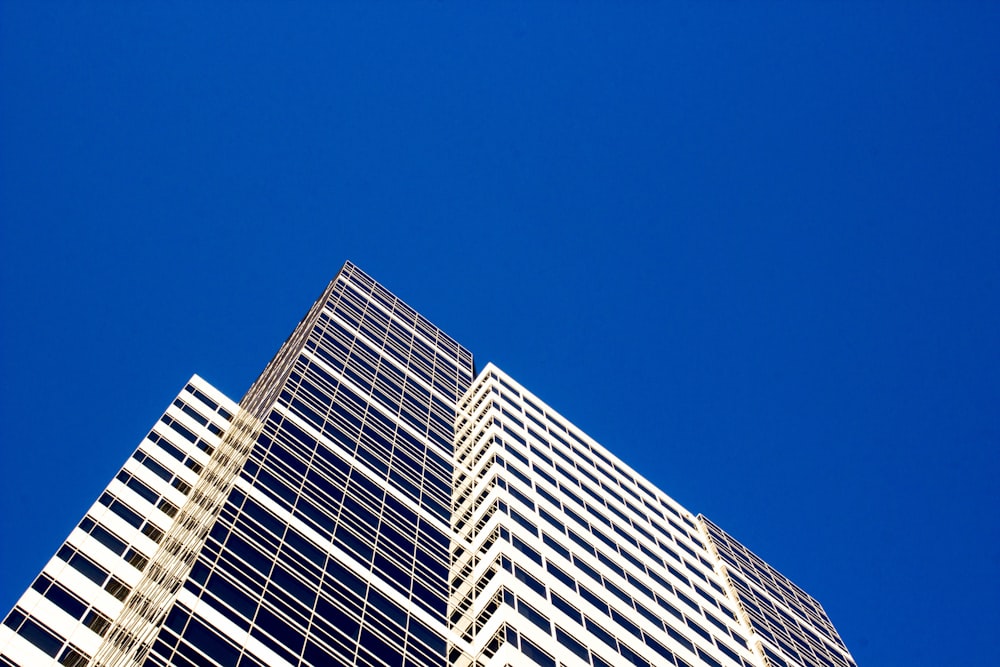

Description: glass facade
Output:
[701,519,856,667]
[135,263,475,667]
[1,262,854,667]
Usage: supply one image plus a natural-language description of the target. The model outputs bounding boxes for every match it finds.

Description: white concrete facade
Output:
[0,376,237,667]
[1,263,855,667]
[450,364,855,667]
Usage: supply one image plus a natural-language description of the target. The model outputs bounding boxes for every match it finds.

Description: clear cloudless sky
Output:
[1,3,997,665]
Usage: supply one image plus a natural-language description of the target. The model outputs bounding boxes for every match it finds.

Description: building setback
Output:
[1,262,855,667]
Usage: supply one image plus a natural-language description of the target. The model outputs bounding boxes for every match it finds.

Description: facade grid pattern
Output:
[1,261,854,667]
[0,377,237,667]
[450,366,758,667]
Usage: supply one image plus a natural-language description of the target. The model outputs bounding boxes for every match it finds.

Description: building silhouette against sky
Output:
[0,262,855,667]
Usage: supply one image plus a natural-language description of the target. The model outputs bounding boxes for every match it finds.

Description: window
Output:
[58,645,89,667]
[84,609,112,637]
[518,635,555,667]
[556,626,589,662]
[516,599,551,633]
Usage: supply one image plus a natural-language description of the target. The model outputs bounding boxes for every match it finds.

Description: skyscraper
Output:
[449,368,855,667]
[1,262,855,667]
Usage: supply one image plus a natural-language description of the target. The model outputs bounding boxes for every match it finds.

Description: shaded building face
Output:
[143,263,474,667]
[1,262,855,667]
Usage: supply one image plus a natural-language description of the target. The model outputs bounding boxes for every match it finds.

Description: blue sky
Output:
[1,3,997,665]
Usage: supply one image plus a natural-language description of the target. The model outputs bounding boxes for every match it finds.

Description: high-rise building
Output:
[1,262,855,667]
[449,368,855,667]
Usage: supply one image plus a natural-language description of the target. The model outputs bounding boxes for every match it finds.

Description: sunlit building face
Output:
[1,262,854,667]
